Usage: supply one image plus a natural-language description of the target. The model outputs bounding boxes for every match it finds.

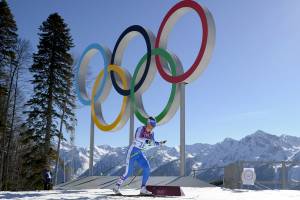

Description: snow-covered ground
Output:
[1,187,300,200]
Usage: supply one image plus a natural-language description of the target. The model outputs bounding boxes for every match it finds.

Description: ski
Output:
[107,193,157,197]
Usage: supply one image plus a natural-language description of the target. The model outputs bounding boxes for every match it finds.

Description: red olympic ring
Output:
[155,0,210,84]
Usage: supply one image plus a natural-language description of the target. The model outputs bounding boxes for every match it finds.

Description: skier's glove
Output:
[159,140,167,146]
[145,139,152,145]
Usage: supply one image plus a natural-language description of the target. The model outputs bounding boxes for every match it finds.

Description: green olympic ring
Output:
[130,48,181,125]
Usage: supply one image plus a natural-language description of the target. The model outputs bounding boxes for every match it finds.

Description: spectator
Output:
[43,168,53,190]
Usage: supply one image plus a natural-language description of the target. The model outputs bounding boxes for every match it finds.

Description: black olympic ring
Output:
[110,25,153,96]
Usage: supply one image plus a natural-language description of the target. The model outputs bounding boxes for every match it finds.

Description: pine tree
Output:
[2,39,31,190]
[0,0,18,189]
[0,0,17,77]
[0,0,17,105]
[54,57,77,185]
[21,13,75,189]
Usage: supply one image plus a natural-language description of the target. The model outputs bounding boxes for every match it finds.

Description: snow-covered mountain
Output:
[57,130,300,184]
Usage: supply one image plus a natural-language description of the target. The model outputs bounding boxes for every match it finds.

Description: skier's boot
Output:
[140,186,152,195]
[112,184,121,195]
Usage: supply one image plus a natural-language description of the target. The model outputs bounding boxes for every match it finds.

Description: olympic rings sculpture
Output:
[76,0,216,132]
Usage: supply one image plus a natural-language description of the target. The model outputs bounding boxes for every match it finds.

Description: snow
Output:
[160,150,177,161]
[76,151,90,176]
[192,162,202,169]
[287,148,300,161]
[60,145,71,151]
[187,153,194,158]
[1,187,300,200]
[94,146,109,157]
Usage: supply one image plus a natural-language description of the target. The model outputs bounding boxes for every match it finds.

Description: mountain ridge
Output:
[56,130,300,184]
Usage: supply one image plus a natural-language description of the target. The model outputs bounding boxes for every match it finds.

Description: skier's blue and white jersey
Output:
[132,126,160,149]
[117,126,160,187]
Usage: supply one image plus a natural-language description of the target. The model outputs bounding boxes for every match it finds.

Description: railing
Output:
[238,160,300,189]
[190,160,300,189]
[191,166,225,178]
[191,166,225,186]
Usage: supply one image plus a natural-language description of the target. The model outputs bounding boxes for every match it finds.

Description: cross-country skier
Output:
[113,117,167,195]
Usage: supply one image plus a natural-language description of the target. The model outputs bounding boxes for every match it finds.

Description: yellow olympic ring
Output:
[91,64,131,131]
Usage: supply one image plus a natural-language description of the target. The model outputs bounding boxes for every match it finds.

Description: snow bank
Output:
[0,187,300,200]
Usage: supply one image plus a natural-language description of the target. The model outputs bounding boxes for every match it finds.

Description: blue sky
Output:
[8,0,300,147]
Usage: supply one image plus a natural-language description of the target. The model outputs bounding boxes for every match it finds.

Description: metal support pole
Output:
[89,114,94,176]
[180,83,186,176]
[129,102,134,146]
[281,161,287,189]
[239,161,244,189]
[63,157,66,183]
